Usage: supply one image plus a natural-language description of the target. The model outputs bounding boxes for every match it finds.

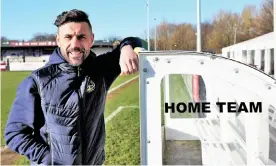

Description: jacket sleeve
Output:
[4,76,50,165]
[90,37,143,90]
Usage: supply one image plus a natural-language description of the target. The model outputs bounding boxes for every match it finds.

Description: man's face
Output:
[56,22,94,66]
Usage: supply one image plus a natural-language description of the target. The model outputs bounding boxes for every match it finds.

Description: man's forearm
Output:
[85,37,143,75]
[100,36,143,64]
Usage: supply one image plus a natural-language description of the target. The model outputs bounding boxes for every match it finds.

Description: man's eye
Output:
[78,36,85,40]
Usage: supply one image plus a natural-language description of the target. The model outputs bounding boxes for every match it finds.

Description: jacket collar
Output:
[48,47,96,73]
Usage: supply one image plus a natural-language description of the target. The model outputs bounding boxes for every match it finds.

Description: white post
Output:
[247,50,253,65]
[145,79,163,165]
[139,56,163,165]
[264,49,271,75]
[197,0,201,52]
[255,49,262,70]
[147,0,150,51]
[230,51,235,59]
[164,75,171,140]
[242,50,247,63]
[222,50,228,57]
[238,50,243,62]
[154,18,157,51]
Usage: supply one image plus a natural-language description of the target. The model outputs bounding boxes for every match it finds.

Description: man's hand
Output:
[119,45,139,76]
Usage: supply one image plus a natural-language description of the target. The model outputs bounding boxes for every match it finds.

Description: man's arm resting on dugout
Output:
[4,76,50,164]
[82,37,143,88]
[85,37,142,72]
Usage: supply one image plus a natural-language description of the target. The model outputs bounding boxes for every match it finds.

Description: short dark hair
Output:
[54,9,92,31]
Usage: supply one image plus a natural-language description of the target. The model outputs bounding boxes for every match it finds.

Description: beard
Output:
[61,47,90,66]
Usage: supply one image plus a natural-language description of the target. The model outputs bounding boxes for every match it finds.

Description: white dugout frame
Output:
[138,51,276,165]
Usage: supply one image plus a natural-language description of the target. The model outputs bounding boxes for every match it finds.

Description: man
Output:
[4,9,143,165]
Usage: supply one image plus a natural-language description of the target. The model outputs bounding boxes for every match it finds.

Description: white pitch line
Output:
[108,75,139,93]
[105,106,139,124]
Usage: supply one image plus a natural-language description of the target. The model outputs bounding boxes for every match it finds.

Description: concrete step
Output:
[163,140,202,165]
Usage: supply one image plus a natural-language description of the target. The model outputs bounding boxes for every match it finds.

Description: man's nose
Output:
[71,37,81,48]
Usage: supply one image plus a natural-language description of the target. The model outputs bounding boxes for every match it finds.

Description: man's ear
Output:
[56,34,60,47]
[90,33,95,47]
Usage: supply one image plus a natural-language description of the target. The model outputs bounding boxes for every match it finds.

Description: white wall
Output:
[9,62,47,71]
[4,47,113,71]
[25,55,50,62]
[222,32,275,78]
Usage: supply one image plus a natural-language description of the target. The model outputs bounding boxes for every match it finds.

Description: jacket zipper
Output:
[82,76,89,163]
[77,66,86,164]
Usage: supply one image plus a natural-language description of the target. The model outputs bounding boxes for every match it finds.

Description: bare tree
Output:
[29,33,56,41]
[255,0,274,35]
[155,20,177,50]
[207,10,240,53]
[171,23,196,50]
[143,0,273,53]
[239,5,258,41]
[201,21,214,51]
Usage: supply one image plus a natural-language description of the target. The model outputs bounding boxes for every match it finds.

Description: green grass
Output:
[109,73,138,89]
[161,79,165,125]
[104,79,139,117]
[1,71,31,146]
[105,107,140,165]
[13,155,30,165]
[169,74,194,118]
[104,80,140,164]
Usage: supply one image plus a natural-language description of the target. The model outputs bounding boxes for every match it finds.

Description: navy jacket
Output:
[4,37,143,165]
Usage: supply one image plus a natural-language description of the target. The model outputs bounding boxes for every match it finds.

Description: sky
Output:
[1,0,264,41]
